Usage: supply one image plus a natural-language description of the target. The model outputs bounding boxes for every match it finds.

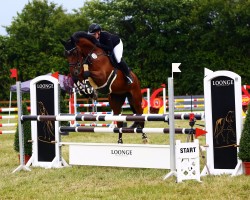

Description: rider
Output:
[88,23,133,85]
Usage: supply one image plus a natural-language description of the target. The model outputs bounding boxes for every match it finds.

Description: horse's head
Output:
[61,31,99,81]
[61,32,101,97]
[60,37,83,80]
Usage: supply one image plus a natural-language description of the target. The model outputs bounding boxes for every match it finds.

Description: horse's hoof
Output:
[142,138,148,144]
[118,139,123,144]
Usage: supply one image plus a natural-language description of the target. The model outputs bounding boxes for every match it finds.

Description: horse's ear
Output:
[60,39,66,46]
[70,36,76,44]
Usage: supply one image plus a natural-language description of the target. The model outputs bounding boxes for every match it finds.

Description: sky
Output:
[0,0,85,36]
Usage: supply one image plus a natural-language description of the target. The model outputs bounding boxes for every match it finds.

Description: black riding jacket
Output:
[97,31,120,52]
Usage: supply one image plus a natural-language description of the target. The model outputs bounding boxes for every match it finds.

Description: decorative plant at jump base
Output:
[238,104,250,175]
[14,102,32,162]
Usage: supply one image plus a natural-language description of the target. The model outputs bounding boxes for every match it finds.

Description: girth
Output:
[83,64,117,94]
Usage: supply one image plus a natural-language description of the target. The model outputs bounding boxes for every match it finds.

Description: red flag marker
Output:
[52,71,59,79]
[10,68,18,80]
[195,128,207,138]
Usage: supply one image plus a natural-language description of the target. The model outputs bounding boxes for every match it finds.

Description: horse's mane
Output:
[62,31,99,52]
[72,31,99,45]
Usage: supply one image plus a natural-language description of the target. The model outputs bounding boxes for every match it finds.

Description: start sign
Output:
[175,139,200,182]
[179,147,197,154]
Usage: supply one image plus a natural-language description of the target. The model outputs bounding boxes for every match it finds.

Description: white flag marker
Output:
[204,68,213,77]
[172,63,181,78]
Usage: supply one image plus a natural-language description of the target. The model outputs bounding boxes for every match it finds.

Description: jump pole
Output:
[21,113,205,122]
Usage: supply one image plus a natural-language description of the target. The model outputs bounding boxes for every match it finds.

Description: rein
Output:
[66,41,113,94]
[69,46,110,75]
[68,49,84,68]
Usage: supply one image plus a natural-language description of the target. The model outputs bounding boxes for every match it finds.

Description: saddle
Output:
[78,49,119,95]
[83,64,117,94]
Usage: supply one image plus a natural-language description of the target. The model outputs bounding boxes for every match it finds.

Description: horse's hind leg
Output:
[127,91,148,144]
[127,90,144,128]
[109,93,126,144]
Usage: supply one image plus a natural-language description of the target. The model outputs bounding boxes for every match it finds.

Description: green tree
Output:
[6,0,67,80]
[180,0,250,94]
[14,102,32,156]
[5,0,87,81]
[82,0,195,89]
[239,104,250,162]
[0,0,90,100]
[0,36,14,99]
[1,0,249,100]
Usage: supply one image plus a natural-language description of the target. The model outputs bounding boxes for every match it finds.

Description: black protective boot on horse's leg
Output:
[119,61,133,85]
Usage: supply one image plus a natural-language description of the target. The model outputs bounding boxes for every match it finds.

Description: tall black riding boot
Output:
[119,61,133,84]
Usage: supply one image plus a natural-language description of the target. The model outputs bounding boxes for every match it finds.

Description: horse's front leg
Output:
[116,118,124,144]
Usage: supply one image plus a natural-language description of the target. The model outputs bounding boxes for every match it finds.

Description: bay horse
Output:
[61,31,146,144]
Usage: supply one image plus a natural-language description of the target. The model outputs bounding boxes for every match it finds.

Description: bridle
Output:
[65,41,110,83]
[66,46,97,78]
[64,38,115,96]
[67,47,84,77]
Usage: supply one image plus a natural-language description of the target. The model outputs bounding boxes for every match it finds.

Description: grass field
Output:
[0,118,250,200]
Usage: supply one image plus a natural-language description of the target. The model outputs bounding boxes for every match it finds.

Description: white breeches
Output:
[113,39,123,63]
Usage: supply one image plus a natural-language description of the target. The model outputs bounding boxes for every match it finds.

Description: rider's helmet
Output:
[88,23,101,34]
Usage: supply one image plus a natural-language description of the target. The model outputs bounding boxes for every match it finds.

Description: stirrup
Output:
[126,76,133,85]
